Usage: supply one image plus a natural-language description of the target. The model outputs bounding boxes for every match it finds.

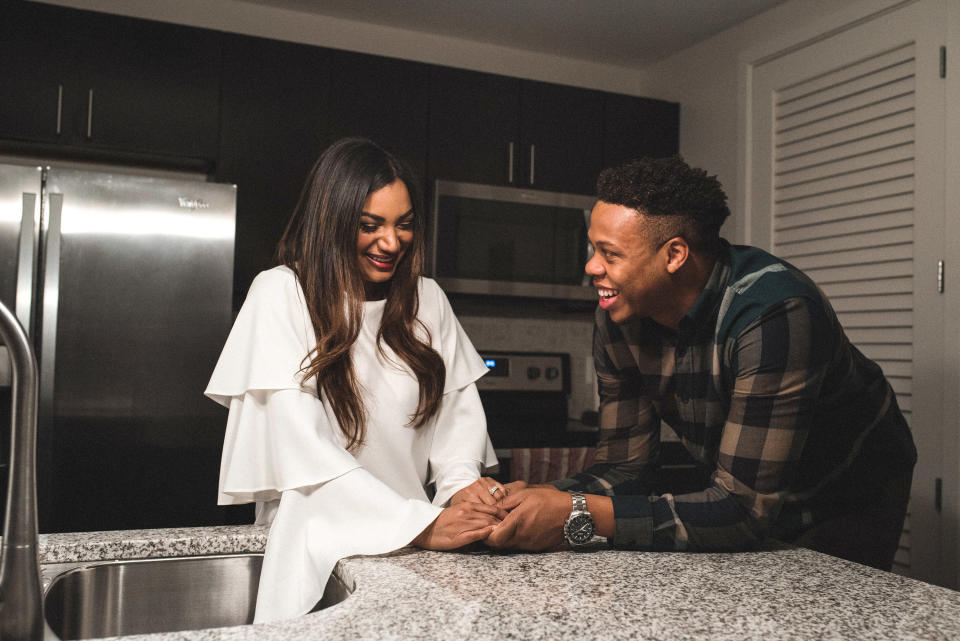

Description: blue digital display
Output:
[484,357,509,377]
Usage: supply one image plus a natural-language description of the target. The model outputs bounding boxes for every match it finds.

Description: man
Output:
[486,156,916,570]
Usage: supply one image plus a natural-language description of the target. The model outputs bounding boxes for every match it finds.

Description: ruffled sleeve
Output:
[205,266,316,405]
[417,278,498,504]
[204,267,358,503]
[418,278,489,393]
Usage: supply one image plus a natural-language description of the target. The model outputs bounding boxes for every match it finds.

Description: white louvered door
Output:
[748,0,948,584]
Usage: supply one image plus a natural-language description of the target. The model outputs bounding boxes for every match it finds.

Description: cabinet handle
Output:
[86,89,94,139]
[529,144,535,185]
[508,142,515,184]
[56,85,63,135]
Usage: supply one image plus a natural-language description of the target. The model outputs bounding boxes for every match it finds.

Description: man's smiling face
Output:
[584,201,673,324]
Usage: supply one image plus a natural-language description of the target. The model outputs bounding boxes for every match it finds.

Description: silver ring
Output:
[488,485,502,496]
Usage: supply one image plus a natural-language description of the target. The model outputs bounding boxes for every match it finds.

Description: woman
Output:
[205,138,503,622]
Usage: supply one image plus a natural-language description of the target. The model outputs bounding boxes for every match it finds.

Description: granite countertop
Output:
[37,525,960,641]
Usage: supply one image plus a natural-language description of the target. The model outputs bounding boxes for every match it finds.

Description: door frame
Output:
[737,0,957,587]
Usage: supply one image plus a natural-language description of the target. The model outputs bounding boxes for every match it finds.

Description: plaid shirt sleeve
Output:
[552,319,661,496]
[555,297,833,551]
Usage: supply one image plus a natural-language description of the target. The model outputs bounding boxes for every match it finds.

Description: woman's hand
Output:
[411,502,505,551]
[449,476,509,506]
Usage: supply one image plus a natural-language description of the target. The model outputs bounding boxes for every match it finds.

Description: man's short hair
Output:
[596,156,730,254]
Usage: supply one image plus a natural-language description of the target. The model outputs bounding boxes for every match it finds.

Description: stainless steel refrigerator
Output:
[0,161,238,533]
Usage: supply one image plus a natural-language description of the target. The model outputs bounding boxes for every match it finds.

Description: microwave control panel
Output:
[476,352,567,393]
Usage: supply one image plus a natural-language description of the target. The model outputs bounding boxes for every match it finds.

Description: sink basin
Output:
[43,553,351,640]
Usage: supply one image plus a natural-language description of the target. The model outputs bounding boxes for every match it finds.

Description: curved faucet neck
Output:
[0,299,43,641]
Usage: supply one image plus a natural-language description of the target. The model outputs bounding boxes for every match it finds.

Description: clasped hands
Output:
[412,477,571,552]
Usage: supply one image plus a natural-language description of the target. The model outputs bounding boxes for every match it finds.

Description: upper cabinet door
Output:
[217,33,329,309]
[326,50,431,191]
[0,1,79,145]
[74,11,221,159]
[603,94,680,168]
[520,81,604,195]
[428,66,522,186]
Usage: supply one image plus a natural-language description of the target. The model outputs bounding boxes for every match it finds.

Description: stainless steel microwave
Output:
[429,180,597,301]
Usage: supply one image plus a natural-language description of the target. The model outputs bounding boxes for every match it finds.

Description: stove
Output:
[476,351,596,449]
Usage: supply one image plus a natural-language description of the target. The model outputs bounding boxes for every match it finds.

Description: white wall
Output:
[638,0,918,245]
[33,0,651,96]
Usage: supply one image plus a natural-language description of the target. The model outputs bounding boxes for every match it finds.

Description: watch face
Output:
[566,513,594,545]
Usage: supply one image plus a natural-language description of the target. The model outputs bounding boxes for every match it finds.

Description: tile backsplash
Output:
[455,309,599,421]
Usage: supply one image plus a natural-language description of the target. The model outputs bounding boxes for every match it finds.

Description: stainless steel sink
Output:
[43,553,351,640]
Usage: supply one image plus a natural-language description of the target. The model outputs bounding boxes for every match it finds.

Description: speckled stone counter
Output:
[36,525,960,641]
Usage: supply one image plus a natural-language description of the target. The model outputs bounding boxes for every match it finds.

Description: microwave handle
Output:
[507,142,515,184]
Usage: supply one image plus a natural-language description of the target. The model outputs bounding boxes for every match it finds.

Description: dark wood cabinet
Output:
[603,93,680,168]
[325,50,431,194]
[220,45,434,308]
[73,12,221,158]
[428,66,521,186]
[428,69,606,195]
[519,81,604,194]
[217,34,330,309]
[0,1,221,160]
[0,2,79,145]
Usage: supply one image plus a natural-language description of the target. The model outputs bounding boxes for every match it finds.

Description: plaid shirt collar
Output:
[673,240,731,343]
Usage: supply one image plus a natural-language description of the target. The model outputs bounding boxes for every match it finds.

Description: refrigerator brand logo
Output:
[178,197,211,210]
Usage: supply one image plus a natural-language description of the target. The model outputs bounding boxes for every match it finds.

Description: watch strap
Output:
[570,492,587,514]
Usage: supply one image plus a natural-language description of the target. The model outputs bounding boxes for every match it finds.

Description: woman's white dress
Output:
[205,266,495,622]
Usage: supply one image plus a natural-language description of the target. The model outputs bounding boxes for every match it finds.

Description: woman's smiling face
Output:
[356,178,414,299]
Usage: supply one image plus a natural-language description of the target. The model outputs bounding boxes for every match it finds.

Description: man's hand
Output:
[484,487,571,551]
[502,480,557,493]
[411,502,506,551]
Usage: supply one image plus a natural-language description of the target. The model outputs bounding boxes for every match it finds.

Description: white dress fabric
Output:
[205,266,495,622]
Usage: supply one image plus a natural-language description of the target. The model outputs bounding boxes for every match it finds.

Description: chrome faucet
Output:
[0,299,43,641]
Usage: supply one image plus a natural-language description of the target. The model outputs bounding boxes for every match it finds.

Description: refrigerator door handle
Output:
[39,192,63,422]
[16,192,38,334]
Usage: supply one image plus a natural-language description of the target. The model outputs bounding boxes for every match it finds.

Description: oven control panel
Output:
[476,352,567,392]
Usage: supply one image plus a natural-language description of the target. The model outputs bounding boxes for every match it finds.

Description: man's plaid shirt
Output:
[554,241,916,551]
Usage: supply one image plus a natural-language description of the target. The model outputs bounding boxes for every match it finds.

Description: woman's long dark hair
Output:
[276,138,445,450]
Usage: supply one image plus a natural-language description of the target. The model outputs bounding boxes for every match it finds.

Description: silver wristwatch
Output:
[563,492,595,547]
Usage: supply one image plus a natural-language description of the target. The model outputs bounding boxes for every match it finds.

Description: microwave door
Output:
[431,180,596,301]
